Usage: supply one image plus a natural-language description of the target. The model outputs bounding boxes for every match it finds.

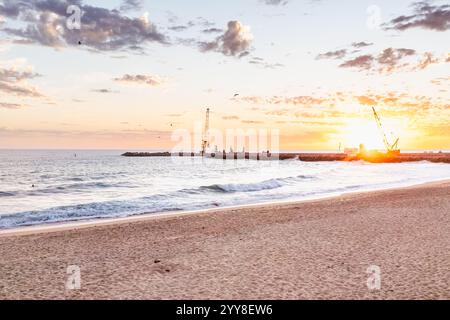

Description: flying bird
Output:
[233,93,239,97]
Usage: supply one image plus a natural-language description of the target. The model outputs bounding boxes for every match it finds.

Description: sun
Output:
[342,119,386,150]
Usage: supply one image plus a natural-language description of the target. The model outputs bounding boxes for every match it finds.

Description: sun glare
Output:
[342,119,386,150]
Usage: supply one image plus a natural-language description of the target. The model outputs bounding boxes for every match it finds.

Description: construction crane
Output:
[201,107,210,156]
[371,106,400,154]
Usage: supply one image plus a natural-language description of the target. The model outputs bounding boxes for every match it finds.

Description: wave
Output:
[38,181,118,194]
[0,182,117,198]
[0,197,185,229]
[204,179,283,193]
[68,177,84,182]
[0,191,16,197]
[200,174,314,193]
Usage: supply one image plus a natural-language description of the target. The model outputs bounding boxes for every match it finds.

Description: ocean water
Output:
[0,150,449,229]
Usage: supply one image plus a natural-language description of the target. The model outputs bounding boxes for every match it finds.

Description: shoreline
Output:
[1,178,449,237]
[1,179,449,299]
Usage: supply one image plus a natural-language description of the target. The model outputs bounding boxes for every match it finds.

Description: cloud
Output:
[167,17,217,34]
[265,108,290,116]
[430,77,448,86]
[384,2,450,31]
[0,82,42,97]
[0,0,167,52]
[317,42,445,74]
[195,17,215,28]
[166,113,184,117]
[241,120,264,124]
[0,65,43,97]
[169,25,189,32]
[414,52,440,70]
[351,92,449,118]
[0,102,23,109]
[0,67,41,81]
[114,74,165,86]
[316,43,372,61]
[351,41,373,48]
[237,95,326,106]
[199,21,253,57]
[261,0,289,5]
[168,20,196,32]
[356,96,377,106]
[222,115,240,120]
[339,54,374,70]
[316,49,347,60]
[249,56,284,68]
[239,96,265,104]
[282,96,325,105]
[91,88,118,93]
[120,0,143,12]
[240,91,449,126]
[377,48,416,72]
[202,28,223,34]
[378,48,416,62]
[333,47,440,73]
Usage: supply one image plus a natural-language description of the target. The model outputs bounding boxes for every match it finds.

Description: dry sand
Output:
[0,181,449,300]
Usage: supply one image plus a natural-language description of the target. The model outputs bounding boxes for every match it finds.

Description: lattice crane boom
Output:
[371,106,399,152]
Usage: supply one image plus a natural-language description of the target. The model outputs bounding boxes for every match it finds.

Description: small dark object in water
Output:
[78,40,82,45]
[154,259,161,264]
[32,184,35,188]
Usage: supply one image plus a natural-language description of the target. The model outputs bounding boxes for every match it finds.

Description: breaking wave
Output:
[201,175,314,193]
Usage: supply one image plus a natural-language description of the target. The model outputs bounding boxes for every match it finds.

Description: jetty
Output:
[121,151,450,163]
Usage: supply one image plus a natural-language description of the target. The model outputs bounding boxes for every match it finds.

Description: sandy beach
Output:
[0,180,449,300]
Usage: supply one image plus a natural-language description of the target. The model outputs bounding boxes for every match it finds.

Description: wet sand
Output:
[0,180,449,299]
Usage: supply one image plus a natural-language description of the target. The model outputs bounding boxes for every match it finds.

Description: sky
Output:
[0,0,449,150]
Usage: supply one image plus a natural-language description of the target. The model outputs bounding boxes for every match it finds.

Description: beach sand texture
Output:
[0,181,449,299]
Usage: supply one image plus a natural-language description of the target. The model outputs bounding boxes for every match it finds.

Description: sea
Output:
[0,149,449,229]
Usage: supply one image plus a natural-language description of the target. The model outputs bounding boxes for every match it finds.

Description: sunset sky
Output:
[0,0,449,150]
